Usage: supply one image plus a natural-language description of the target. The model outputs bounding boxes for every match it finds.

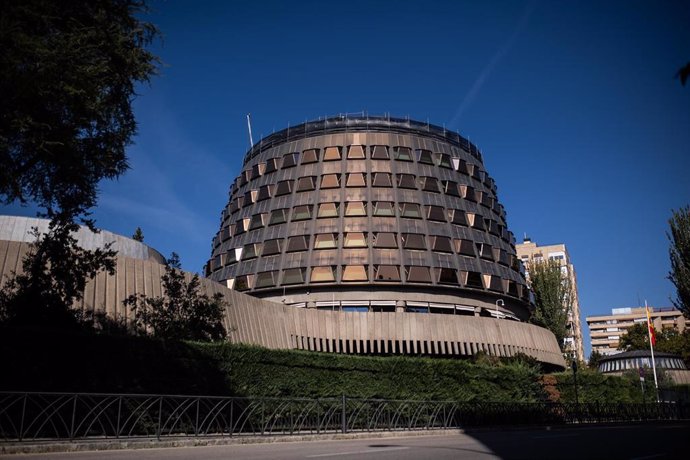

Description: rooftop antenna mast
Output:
[246,113,254,148]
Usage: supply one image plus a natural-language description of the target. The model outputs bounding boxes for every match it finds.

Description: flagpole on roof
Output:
[246,113,254,148]
[645,300,660,401]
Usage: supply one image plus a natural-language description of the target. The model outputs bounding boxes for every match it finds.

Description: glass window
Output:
[320,173,341,189]
[318,202,339,218]
[297,176,316,192]
[374,232,397,248]
[442,180,460,196]
[242,243,261,260]
[437,268,459,284]
[234,275,253,291]
[394,146,413,161]
[400,202,421,219]
[255,271,277,288]
[456,159,469,175]
[262,239,282,256]
[465,271,484,288]
[286,235,309,252]
[375,265,401,281]
[265,157,279,173]
[426,205,446,222]
[243,190,257,204]
[396,173,416,189]
[275,180,294,196]
[430,236,453,253]
[406,266,432,283]
[343,305,369,312]
[373,201,395,217]
[372,172,392,187]
[323,146,341,161]
[314,233,337,249]
[416,149,434,164]
[342,265,368,281]
[249,213,266,230]
[476,243,494,260]
[462,185,477,202]
[282,268,305,285]
[449,209,467,226]
[292,205,312,221]
[371,145,389,159]
[344,232,367,247]
[455,239,475,256]
[302,148,319,164]
[438,153,452,169]
[269,208,287,225]
[347,145,365,159]
[282,152,298,168]
[402,233,426,249]
[488,276,503,292]
[420,177,440,193]
[310,266,335,283]
[468,213,485,230]
[345,201,366,216]
[257,184,273,201]
[346,172,366,187]
[251,163,263,179]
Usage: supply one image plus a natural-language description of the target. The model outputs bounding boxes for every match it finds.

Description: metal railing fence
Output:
[1,392,687,442]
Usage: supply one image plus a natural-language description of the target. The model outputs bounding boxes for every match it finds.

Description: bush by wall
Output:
[0,326,652,403]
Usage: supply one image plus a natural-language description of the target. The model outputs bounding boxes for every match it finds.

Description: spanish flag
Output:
[646,305,656,347]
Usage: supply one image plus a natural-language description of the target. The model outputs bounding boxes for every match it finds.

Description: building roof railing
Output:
[242,113,483,166]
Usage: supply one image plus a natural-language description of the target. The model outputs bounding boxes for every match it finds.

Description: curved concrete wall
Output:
[0,238,565,368]
[0,216,165,264]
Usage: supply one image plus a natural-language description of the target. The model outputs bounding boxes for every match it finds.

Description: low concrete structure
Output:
[0,216,565,368]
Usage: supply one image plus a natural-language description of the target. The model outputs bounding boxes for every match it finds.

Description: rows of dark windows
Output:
[218,203,509,242]
[226,265,525,298]
[231,145,496,200]
[229,174,497,211]
[211,233,513,266]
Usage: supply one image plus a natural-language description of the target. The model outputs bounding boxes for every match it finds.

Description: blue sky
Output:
[4,0,689,356]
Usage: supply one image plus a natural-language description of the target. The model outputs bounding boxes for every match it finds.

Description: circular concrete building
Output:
[207,115,530,321]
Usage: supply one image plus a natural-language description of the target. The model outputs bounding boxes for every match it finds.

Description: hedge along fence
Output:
[0,326,648,403]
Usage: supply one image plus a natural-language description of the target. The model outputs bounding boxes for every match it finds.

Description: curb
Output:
[0,429,465,455]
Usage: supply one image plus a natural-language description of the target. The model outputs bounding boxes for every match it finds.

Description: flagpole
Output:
[645,300,659,401]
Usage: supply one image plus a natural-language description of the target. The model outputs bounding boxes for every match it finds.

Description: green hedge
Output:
[0,327,651,403]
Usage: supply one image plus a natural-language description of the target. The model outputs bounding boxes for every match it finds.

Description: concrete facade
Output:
[208,116,533,319]
[587,306,686,355]
[0,222,565,368]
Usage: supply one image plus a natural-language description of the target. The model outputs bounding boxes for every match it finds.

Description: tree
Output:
[0,216,117,327]
[588,350,603,370]
[618,323,690,366]
[124,253,227,342]
[618,323,651,351]
[0,0,159,219]
[0,1,158,327]
[527,259,571,353]
[668,206,690,319]
[132,227,145,242]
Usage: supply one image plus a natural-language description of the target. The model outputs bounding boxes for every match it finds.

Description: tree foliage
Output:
[668,206,690,318]
[588,350,603,370]
[618,323,690,366]
[0,0,159,219]
[0,217,117,327]
[527,259,571,352]
[0,1,158,327]
[124,253,227,342]
[132,227,144,242]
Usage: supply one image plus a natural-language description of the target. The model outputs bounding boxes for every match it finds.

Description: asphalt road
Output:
[5,424,689,459]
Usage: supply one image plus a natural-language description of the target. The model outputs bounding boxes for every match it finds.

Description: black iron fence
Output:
[1,392,688,442]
